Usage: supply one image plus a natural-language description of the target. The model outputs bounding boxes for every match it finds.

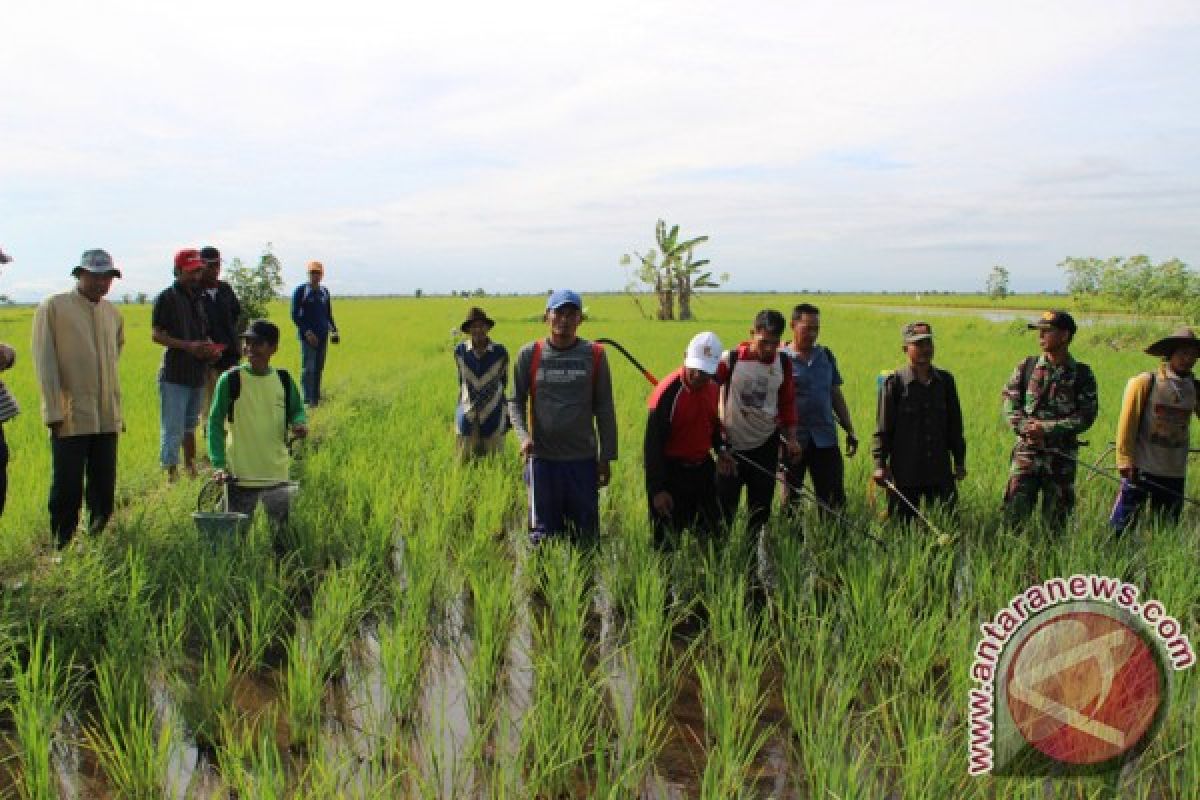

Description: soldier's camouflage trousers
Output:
[1003,445,1078,528]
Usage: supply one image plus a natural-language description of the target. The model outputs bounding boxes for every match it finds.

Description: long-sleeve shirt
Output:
[644,367,726,495]
[1114,364,1199,477]
[207,365,306,487]
[291,284,337,340]
[32,289,125,436]
[508,337,618,462]
[1002,353,1098,449]
[715,344,796,451]
[872,365,965,487]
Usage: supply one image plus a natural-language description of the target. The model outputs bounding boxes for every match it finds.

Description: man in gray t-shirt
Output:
[508,289,618,545]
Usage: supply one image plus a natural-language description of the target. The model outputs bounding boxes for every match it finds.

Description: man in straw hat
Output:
[290,260,340,407]
[1109,327,1200,532]
[1001,310,1098,528]
[454,307,509,460]
[32,249,125,548]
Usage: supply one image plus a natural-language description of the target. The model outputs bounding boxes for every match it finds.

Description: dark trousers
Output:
[650,457,721,551]
[718,437,779,533]
[526,457,599,546]
[1109,472,1185,533]
[782,441,846,515]
[887,482,957,522]
[300,337,328,406]
[0,424,8,516]
[49,433,118,548]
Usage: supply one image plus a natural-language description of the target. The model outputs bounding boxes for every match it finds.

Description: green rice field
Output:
[0,293,1194,798]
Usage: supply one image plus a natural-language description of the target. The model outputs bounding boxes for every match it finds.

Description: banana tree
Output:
[621,220,723,320]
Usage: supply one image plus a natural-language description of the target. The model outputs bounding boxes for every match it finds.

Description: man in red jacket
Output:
[644,332,736,551]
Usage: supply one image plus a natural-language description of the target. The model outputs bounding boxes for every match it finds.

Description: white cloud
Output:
[2,1,1199,299]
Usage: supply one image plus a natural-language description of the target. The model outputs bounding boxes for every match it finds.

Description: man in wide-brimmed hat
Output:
[1001,310,1098,529]
[1109,327,1200,533]
[454,306,509,460]
[32,249,125,547]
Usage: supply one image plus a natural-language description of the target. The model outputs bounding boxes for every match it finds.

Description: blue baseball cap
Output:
[546,289,582,311]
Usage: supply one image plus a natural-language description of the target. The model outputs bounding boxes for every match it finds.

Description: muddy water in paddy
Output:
[0,565,800,798]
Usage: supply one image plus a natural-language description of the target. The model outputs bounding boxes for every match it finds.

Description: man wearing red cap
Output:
[152,249,220,480]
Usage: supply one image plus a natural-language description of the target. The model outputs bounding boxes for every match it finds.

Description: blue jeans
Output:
[300,338,328,406]
[159,379,204,467]
[525,457,599,546]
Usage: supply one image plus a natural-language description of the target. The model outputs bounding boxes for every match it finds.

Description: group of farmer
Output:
[1,248,341,549]
[2,247,1196,551]
[457,294,1200,547]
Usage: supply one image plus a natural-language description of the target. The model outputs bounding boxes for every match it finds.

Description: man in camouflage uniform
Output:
[1002,310,1098,527]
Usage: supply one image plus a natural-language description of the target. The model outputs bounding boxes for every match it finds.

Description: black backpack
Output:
[224,367,297,440]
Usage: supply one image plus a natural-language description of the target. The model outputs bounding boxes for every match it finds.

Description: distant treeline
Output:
[1061,255,1197,318]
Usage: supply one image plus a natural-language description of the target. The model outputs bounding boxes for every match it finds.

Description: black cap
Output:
[240,319,280,346]
[1027,310,1077,336]
[199,246,221,265]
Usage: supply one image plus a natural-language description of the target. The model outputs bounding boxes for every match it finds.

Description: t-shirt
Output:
[508,338,618,462]
[454,340,509,437]
[716,344,796,451]
[206,365,306,488]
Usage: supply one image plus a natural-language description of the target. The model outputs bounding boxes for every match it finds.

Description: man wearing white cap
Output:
[32,249,125,548]
[644,331,735,550]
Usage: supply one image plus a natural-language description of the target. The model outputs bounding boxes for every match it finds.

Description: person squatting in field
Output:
[644,331,736,551]
[454,306,509,460]
[207,319,307,527]
[1109,327,1200,533]
[871,321,966,522]
[153,249,220,481]
[291,260,340,407]
[1002,310,1099,528]
[509,290,618,546]
[715,309,801,534]
[780,303,859,519]
[31,249,124,549]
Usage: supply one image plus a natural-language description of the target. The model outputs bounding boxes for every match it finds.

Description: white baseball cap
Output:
[684,331,722,375]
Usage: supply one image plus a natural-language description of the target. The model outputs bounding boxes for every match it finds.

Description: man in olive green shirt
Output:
[207,319,307,525]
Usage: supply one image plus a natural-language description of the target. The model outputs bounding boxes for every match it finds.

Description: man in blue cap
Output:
[509,289,618,546]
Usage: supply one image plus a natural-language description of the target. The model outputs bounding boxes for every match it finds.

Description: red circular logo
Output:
[1005,611,1164,765]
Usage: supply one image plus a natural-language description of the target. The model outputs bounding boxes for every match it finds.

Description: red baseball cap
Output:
[174,248,205,273]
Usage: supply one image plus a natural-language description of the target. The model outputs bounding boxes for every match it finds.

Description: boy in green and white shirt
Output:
[207,319,307,523]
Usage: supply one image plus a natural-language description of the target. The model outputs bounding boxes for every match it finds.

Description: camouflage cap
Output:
[1027,309,1076,335]
[902,321,933,344]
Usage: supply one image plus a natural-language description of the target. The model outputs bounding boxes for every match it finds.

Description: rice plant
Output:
[6,624,75,800]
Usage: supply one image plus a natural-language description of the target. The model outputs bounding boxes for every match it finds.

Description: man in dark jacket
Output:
[198,246,242,419]
[871,322,966,521]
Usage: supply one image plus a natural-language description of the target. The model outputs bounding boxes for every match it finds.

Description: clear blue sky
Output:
[3,1,1198,302]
